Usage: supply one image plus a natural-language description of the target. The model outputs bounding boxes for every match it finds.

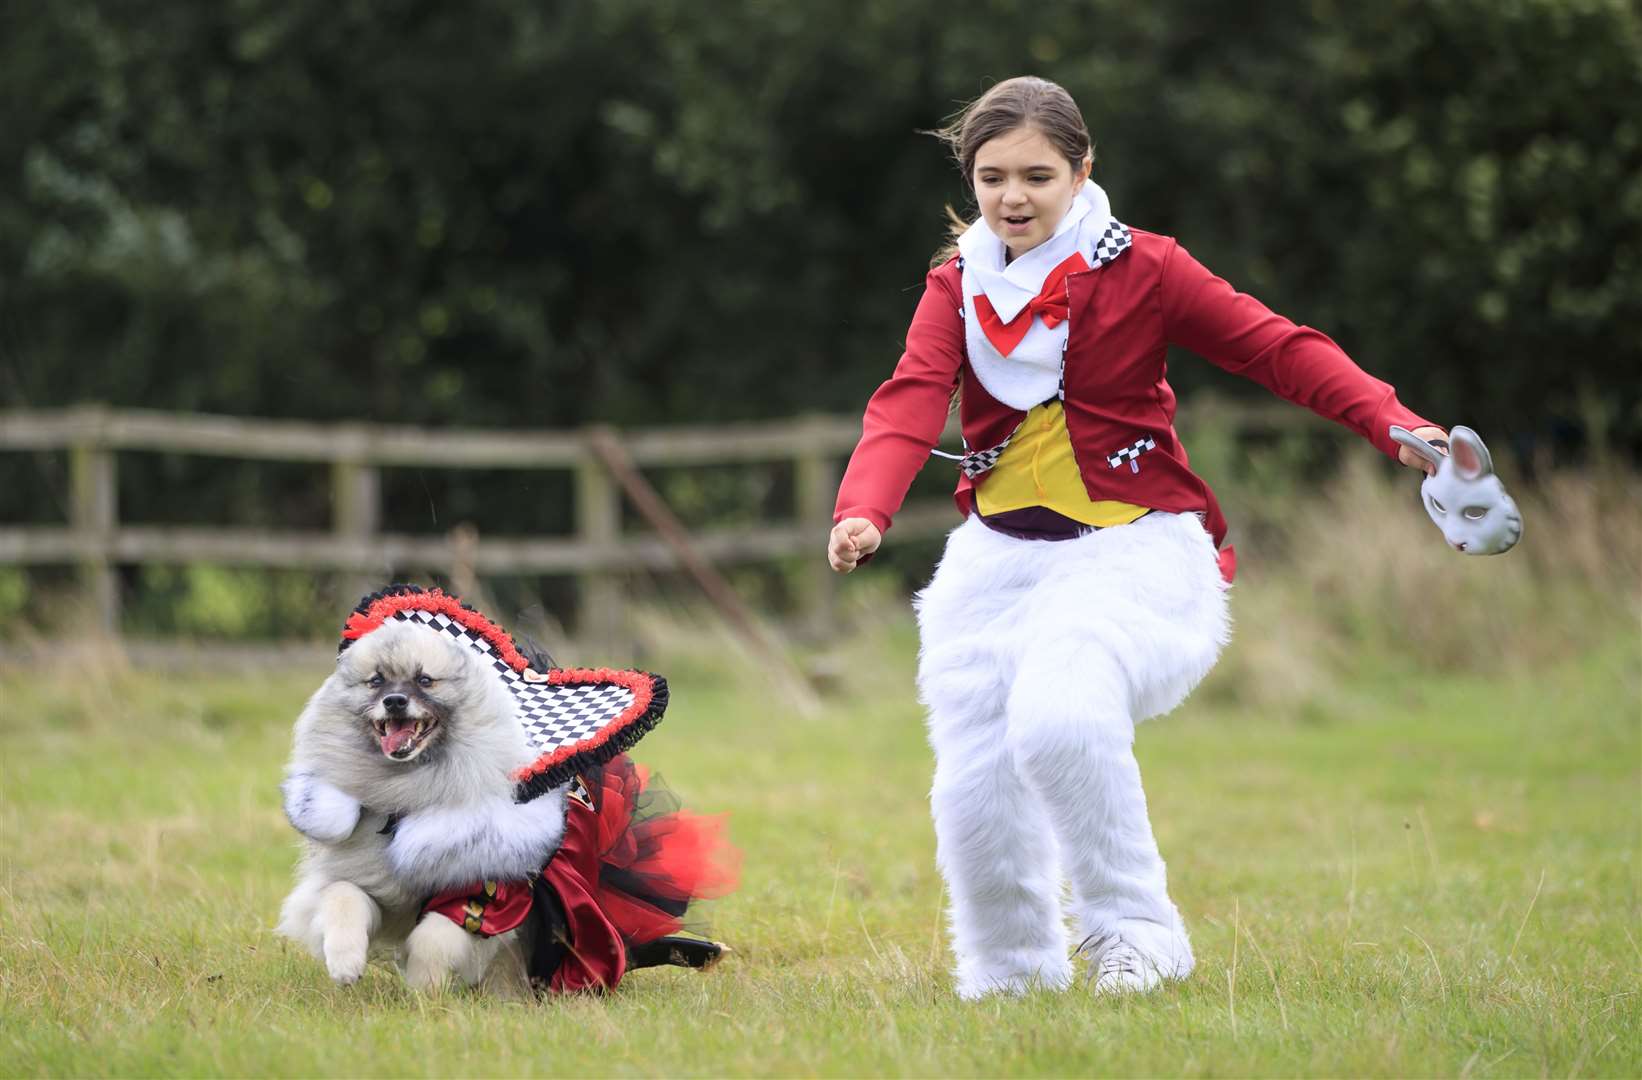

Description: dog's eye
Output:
[1463,506,1488,520]
[416,674,434,688]
[367,673,384,688]
[1429,496,1447,514]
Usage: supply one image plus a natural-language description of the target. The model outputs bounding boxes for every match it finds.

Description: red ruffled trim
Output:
[340,587,533,672]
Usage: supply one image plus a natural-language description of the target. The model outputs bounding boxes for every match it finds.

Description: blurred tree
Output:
[1,0,1637,457]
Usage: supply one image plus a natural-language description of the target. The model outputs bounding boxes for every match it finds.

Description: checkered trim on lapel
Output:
[339,585,667,802]
[1092,220,1132,264]
[1106,435,1157,473]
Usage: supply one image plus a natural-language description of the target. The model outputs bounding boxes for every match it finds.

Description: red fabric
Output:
[423,878,535,938]
[834,230,1438,581]
[421,756,741,995]
[591,760,741,945]
[972,252,1088,356]
[542,792,629,993]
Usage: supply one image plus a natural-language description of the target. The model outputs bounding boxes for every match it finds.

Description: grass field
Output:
[2,578,1638,1078]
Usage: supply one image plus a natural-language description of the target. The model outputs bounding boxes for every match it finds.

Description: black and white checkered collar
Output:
[339,585,667,802]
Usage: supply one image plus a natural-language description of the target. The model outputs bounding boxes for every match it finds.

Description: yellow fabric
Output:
[974,401,1151,527]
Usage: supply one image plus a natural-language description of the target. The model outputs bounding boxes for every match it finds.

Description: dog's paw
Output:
[323,936,369,985]
[402,915,477,994]
[282,771,362,843]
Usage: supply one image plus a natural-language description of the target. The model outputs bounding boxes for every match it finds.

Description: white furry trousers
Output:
[914,512,1230,999]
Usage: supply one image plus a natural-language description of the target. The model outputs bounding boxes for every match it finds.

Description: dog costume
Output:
[836,183,1437,996]
[315,585,739,993]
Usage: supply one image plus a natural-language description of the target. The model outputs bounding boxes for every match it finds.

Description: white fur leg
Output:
[402,913,502,993]
[932,743,1072,1000]
[918,522,1072,1001]
[386,788,568,896]
[275,876,328,959]
[281,770,362,843]
[1007,652,1194,987]
[317,880,381,985]
[1001,513,1226,987]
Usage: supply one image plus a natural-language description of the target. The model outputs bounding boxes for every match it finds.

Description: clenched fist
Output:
[827,518,882,573]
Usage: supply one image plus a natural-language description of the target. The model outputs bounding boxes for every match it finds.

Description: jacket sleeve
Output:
[1160,241,1436,459]
[833,267,966,534]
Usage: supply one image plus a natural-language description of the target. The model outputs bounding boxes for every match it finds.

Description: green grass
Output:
[1,603,1638,1078]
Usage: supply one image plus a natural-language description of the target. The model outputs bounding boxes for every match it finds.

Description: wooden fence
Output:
[0,400,1308,644]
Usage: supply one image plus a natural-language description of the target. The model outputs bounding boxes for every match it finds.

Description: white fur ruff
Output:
[281,770,363,843]
[386,788,569,896]
[914,512,1229,999]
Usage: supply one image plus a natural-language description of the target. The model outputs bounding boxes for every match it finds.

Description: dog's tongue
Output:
[381,719,416,755]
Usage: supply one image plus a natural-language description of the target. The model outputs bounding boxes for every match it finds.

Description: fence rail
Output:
[0,400,1310,642]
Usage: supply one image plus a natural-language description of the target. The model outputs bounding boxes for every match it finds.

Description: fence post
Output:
[332,425,382,603]
[69,405,118,634]
[793,425,840,639]
[575,441,623,657]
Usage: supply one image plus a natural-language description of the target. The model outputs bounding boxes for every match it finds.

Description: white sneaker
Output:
[1078,934,1164,995]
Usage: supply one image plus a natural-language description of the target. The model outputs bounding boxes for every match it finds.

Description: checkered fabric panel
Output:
[958,437,1013,479]
[391,610,515,676]
[387,610,635,757]
[1105,435,1157,469]
[1092,220,1133,266]
[513,681,636,758]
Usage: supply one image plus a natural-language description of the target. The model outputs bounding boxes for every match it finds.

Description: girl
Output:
[827,76,1445,1000]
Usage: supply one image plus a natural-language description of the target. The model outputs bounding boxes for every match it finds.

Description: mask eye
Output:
[1429,496,1447,514]
[1462,506,1488,520]
[367,673,384,688]
[416,674,434,688]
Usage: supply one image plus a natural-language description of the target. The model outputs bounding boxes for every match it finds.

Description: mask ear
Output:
[1389,425,1445,471]
[1448,426,1493,480]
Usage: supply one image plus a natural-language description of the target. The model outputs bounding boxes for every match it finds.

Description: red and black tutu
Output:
[422,754,740,993]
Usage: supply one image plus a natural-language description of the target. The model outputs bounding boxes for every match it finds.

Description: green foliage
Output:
[1,0,1637,610]
[3,0,1636,439]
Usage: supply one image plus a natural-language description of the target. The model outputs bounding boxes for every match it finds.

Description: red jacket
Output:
[835,229,1433,562]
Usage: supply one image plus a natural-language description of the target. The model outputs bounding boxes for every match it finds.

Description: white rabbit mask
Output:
[1390,425,1523,555]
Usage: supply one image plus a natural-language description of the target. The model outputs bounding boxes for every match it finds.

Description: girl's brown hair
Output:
[931,76,1094,265]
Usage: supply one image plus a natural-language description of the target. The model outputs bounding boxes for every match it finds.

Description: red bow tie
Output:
[972,252,1089,357]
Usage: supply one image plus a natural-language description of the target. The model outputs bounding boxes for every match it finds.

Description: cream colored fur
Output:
[275,622,564,993]
[914,512,1229,999]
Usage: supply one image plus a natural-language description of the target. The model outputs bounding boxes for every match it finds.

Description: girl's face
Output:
[973,126,1090,260]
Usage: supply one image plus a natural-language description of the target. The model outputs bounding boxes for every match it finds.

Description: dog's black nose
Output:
[381,693,409,714]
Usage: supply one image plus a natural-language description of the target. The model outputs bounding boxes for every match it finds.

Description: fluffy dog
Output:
[275,621,566,993]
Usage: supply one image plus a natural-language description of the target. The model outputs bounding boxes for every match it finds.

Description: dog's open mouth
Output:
[373,716,438,760]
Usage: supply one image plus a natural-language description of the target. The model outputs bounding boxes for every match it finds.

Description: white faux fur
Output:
[281,770,363,843]
[386,787,569,896]
[914,512,1229,999]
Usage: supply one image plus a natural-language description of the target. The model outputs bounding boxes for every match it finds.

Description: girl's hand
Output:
[1397,425,1450,475]
[828,518,882,573]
